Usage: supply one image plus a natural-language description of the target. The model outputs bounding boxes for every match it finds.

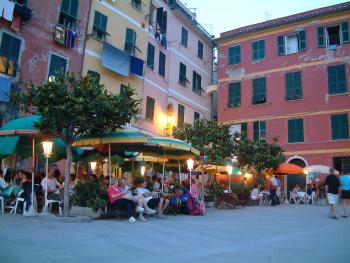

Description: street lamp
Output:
[226,165,233,193]
[90,161,97,172]
[140,165,146,177]
[41,141,53,215]
[187,158,194,192]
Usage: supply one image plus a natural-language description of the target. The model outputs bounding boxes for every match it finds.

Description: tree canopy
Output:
[11,72,140,215]
[172,119,235,164]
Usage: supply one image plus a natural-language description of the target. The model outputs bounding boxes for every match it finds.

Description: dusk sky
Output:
[183,0,347,37]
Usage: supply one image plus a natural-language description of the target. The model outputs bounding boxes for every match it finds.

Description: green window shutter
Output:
[241,123,247,140]
[252,77,266,104]
[179,62,186,84]
[259,40,265,59]
[159,51,166,77]
[93,11,107,32]
[331,114,349,140]
[341,21,350,43]
[61,0,70,13]
[125,28,136,55]
[198,41,203,59]
[294,72,302,99]
[161,11,167,34]
[288,119,304,143]
[146,96,155,121]
[252,41,258,60]
[228,82,241,108]
[260,121,266,141]
[120,84,128,95]
[147,43,155,70]
[228,46,234,65]
[317,27,325,47]
[253,121,259,141]
[285,72,293,100]
[61,0,79,18]
[178,104,185,128]
[181,27,188,47]
[93,11,101,27]
[298,30,306,51]
[277,35,284,55]
[234,45,241,64]
[328,64,347,94]
[48,54,67,78]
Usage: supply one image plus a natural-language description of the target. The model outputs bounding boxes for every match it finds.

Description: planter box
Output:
[70,205,102,219]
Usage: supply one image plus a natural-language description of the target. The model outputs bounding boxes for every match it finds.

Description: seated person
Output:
[0,169,9,191]
[250,185,263,205]
[20,172,33,211]
[119,178,149,221]
[136,180,169,219]
[306,183,314,196]
[41,169,63,201]
[107,178,137,223]
[292,184,301,197]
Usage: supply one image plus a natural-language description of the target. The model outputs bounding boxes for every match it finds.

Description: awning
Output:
[0,75,11,102]
[130,56,144,76]
[102,42,130,77]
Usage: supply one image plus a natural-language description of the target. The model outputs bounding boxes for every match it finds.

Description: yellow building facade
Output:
[82,0,150,104]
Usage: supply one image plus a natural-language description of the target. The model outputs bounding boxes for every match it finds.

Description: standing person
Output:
[269,175,278,206]
[190,179,199,200]
[325,168,341,219]
[339,171,350,218]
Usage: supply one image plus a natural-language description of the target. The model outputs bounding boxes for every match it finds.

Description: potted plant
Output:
[70,179,107,219]
[205,183,223,207]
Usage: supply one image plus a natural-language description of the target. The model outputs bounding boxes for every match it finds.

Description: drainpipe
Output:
[80,0,93,74]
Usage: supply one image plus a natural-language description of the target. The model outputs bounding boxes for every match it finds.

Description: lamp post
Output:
[187,158,194,192]
[41,141,53,215]
[226,165,233,193]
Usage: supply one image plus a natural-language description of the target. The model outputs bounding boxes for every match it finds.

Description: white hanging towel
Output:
[3,0,14,21]
[0,0,6,17]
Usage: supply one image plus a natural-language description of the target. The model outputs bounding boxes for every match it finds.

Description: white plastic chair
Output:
[289,191,302,205]
[6,190,26,214]
[0,196,4,214]
[47,199,62,215]
[304,192,316,205]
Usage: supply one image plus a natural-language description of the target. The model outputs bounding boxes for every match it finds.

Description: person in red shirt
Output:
[107,178,137,222]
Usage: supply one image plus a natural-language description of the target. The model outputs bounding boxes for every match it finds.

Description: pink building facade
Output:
[217,2,350,173]
[139,0,215,136]
[0,0,91,124]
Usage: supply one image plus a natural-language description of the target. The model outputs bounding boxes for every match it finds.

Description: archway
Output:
[286,156,307,199]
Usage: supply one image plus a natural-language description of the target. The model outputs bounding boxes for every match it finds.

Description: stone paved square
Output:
[0,205,349,263]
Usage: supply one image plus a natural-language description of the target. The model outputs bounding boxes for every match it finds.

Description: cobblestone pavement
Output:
[0,205,349,263]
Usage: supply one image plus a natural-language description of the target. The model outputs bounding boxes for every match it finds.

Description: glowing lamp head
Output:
[140,166,146,176]
[187,158,194,170]
[90,161,97,171]
[42,141,53,157]
[226,165,233,175]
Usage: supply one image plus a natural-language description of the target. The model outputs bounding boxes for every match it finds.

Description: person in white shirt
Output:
[41,169,62,201]
[0,169,9,190]
[136,180,169,219]
[250,185,263,206]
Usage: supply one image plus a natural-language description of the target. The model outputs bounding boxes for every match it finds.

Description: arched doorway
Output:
[286,157,307,198]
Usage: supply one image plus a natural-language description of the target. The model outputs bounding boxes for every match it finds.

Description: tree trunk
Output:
[201,158,204,184]
[63,145,72,216]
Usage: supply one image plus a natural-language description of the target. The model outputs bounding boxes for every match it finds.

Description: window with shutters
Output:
[87,70,100,84]
[120,84,128,95]
[286,71,302,100]
[198,41,203,60]
[159,51,166,77]
[253,121,267,142]
[179,62,188,86]
[92,11,108,41]
[0,32,21,77]
[241,123,248,140]
[192,71,202,95]
[155,7,167,34]
[277,31,306,55]
[288,119,304,143]
[48,54,67,81]
[145,96,155,122]
[181,27,188,47]
[328,64,347,95]
[147,43,155,70]
[131,0,142,9]
[228,82,241,108]
[228,45,241,65]
[177,104,185,128]
[252,39,265,61]
[252,77,266,104]
[58,0,79,30]
[318,22,350,47]
[194,111,200,120]
[125,28,137,55]
[331,114,349,140]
